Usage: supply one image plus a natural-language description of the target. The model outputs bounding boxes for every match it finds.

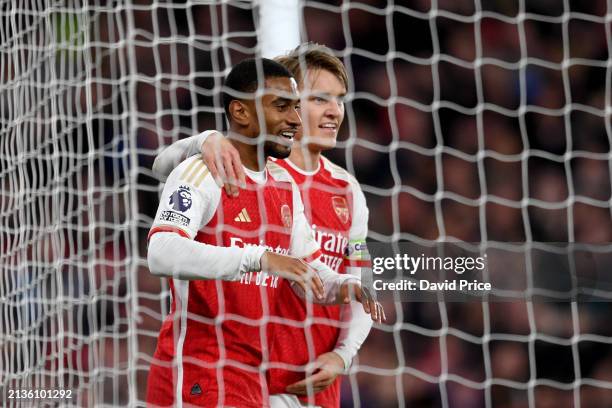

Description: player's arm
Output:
[333,180,380,367]
[148,232,262,280]
[152,130,245,196]
[152,131,214,182]
[150,234,323,298]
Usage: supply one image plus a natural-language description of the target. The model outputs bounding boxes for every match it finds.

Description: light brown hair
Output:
[275,43,348,91]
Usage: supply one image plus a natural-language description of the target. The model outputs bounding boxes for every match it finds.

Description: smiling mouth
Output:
[319,123,338,131]
[280,130,296,140]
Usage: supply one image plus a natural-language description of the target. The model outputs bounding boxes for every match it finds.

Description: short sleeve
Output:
[149,155,221,240]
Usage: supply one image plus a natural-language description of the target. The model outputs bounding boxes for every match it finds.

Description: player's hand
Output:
[285,352,344,395]
[338,282,386,323]
[261,252,324,300]
[200,131,246,197]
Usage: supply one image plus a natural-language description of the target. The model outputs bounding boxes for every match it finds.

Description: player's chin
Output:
[305,135,337,151]
[264,141,292,159]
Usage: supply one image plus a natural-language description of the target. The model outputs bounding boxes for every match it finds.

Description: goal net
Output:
[1,1,611,407]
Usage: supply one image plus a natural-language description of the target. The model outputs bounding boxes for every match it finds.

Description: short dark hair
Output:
[222,58,293,118]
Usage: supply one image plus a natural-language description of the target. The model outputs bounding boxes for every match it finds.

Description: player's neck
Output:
[229,138,265,172]
[288,145,320,172]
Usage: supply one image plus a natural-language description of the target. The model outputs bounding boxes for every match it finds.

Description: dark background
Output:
[1,0,611,406]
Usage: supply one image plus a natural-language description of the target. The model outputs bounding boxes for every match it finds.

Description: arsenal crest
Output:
[281,204,292,228]
[332,196,350,224]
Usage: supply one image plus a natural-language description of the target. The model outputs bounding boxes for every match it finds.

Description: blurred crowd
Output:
[3,0,612,406]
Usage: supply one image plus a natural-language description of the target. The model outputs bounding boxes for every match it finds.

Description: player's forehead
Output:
[302,68,346,95]
[262,76,299,100]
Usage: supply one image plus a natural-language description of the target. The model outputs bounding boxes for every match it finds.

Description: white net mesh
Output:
[1,1,139,405]
[1,0,611,407]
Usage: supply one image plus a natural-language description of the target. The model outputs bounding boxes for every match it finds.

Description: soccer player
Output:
[146,58,380,407]
[153,44,380,408]
[269,45,377,408]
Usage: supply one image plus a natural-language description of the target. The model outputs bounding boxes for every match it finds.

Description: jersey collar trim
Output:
[284,157,321,176]
[244,166,267,184]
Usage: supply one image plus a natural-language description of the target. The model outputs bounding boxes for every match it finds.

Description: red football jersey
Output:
[146,156,319,407]
[267,156,369,408]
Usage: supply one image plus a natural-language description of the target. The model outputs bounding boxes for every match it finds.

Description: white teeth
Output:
[320,124,337,129]
[281,131,294,138]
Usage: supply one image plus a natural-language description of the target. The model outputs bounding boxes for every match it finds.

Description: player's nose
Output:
[325,98,342,118]
[286,104,301,127]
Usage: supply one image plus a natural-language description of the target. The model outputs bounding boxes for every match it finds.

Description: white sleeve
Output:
[332,303,373,370]
[288,257,359,304]
[148,232,266,280]
[150,155,218,238]
[152,130,216,181]
[333,178,373,369]
[148,156,267,280]
[309,258,360,304]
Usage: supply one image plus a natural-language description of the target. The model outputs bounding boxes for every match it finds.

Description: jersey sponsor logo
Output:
[234,208,252,222]
[239,270,280,288]
[159,210,190,226]
[319,253,343,272]
[229,236,287,288]
[229,236,290,256]
[281,204,292,228]
[169,185,192,212]
[311,224,348,256]
[332,196,350,224]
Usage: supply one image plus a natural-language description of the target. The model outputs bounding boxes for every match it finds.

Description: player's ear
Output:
[228,100,250,126]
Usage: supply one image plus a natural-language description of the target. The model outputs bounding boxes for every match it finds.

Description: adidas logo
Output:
[234,208,252,223]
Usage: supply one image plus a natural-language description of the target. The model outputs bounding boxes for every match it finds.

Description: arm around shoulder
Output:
[152,131,218,181]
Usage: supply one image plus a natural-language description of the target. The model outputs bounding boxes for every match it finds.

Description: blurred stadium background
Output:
[1,0,612,406]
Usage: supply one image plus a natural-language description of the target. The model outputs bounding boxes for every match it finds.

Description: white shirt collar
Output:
[283,157,321,176]
[244,166,267,184]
